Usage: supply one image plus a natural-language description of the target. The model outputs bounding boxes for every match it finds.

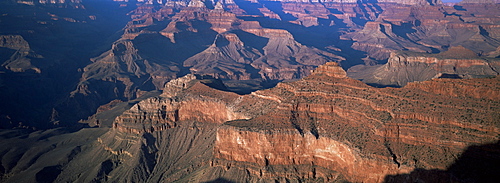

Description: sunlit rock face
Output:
[0,62,498,182]
[1,0,499,181]
[97,63,498,182]
[210,63,498,182]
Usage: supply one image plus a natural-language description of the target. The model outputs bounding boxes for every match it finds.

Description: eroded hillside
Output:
[2,62,498,182]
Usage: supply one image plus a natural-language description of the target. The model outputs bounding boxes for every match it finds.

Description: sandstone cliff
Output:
[1,62,499,182]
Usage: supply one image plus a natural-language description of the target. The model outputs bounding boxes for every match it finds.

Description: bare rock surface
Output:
[348,46,500,86]
[0,1,500,182]
[2,63,495,182]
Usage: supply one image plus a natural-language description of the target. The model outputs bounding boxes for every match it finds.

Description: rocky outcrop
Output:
[248,29,345,80]
[348,47,500,86]
[113,74,251,134]
[0,35,43,73]
[311,61,347,77]
[75,39,178,99]
[214,64,498,182]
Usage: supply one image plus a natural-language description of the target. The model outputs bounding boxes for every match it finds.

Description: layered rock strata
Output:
[1,62,498,182]
[79,62,499,182]
[65,0,500,128]
[348,46,500,86]
[342,2,500,60]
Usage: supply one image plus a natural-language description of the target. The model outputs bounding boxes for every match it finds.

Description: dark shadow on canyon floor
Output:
[384,140,500,183]
[203,178,235,183]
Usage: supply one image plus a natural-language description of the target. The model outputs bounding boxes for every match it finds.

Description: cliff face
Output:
[113,74,252,134]
[1,62,498,182]
[211,62,499,182]
[127,63,498,182]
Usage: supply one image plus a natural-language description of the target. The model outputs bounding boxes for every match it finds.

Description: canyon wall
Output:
[348,46,500,86]
[1,62,498,182]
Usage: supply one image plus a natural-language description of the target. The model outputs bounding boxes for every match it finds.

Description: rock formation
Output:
[4,62,497,182]
[0,35,43,73]
[348,46,500,86]
[342,3,500,60]
[1,1,500,182]
[52,0,499,127]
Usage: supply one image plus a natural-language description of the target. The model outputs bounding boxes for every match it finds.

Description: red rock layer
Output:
[110,63,499,182]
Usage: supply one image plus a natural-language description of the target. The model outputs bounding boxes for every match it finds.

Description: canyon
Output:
[2,0,499,128]
[1,62,499,182]
[0,0,499,182]
[58,0,500,127]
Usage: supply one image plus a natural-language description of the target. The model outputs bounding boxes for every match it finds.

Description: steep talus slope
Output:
[0,127,109,183]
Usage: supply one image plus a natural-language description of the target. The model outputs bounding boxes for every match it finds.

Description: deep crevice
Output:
[384,142,400,168]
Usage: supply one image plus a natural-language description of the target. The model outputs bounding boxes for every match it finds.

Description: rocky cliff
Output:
[348,46,500,86]
[70,0,348,125]
[342,3,500,60]
[1,3,500,182]
[110,62,492,182]
[3,62,495,182]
